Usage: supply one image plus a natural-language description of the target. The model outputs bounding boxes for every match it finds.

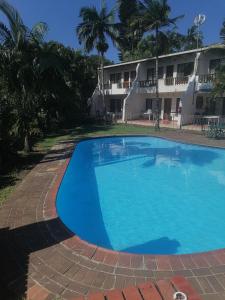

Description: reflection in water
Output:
[93,138,219,169]
[210,170,225,186]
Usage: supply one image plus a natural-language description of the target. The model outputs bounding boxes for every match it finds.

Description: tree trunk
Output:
[101,54,106,121]
[24,131,31,153]
[155,26,160,130]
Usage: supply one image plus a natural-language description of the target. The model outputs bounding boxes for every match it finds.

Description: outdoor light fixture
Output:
[194,14,206,48]
[173,291,188,300]
[173,292,188,300]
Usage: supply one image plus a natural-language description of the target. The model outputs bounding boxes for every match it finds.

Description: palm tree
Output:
[184,25,203,50]
[140,0,183,129]
[220,21,225,43]
[76,0,119,118]
[117,0,143,59]
[0,0,48,152]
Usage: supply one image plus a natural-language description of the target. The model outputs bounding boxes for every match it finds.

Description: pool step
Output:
[75,276,202,300]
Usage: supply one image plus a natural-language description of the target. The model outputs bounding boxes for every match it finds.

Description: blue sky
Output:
[1,0,225,62]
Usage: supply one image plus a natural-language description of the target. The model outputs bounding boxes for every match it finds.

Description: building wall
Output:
[92,47,225,120]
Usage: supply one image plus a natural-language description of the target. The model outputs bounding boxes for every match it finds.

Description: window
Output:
[115,73,121,83]
[110,74,115,83]
[196,96,204,109]
[205,97,216,114]
[110,99,122,113]
[152,98,162,113]
[146,99,153,110]
[124,72,129,82]
[158,67,164,79]
[166,65,174,78]
[131,70,136,81]
[110,73,121,83]
[209,59,221,73]
[147,67,163,80]
[176,98,181,114]
[147,68,155,80]
[177,62,194,77]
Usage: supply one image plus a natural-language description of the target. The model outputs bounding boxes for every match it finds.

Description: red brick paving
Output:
[1,131,225,299]
[74,276,202,300]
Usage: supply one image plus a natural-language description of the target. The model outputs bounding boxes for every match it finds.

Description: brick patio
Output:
[1,130,225,300]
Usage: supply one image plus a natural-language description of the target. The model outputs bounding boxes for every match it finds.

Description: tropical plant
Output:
[139,0,183,129]
[208,23,225,101]
[183,25,203,50]
[122,29,185,61]
[76,0,119,117]
[117,0,143,60]
[0,0,49,152]
[220,20,225,43]
[212,67,225,98]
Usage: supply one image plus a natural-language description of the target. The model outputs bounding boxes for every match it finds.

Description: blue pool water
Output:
[56,136,225,255]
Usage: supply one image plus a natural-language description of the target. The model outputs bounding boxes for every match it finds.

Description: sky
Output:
[1,0,225,62]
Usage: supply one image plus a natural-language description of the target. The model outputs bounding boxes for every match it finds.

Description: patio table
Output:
[202,115,220,125]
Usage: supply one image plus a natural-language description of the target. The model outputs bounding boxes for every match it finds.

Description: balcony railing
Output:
[117,81,132,89]
[175,76,189,85]
[198,74,216,83]
[104,83,112,89]
[123,81,132,89]
[139,80,156,88]
[165,77,174,86]
[165,76,189,86]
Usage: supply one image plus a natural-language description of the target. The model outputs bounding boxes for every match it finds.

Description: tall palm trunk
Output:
[100,53,106,119]
[155,25,160,130]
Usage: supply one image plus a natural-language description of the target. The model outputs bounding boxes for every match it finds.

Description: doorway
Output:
[110,99,122,113]
[222,98,225,115]
[164,98,172,119]
[166,65,174,78]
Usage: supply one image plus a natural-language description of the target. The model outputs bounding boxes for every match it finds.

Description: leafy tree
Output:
[220,20,225,43]
[0,74,16,167]
[122,29,185,61]
[117,0,143,60]
[0,0,49,152]
[140,0,183,129]
[76,1,119,116]
[211,21,225,98]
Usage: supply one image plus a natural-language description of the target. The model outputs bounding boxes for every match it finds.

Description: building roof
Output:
[104,43,225,69]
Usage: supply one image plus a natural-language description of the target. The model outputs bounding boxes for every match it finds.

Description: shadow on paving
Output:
[0,138,77,299]
[0,218,73,299]
[0,124,113,195]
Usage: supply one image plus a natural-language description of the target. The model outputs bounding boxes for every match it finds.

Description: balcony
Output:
[139,80,156,88]
[103,73,216,95]
[104,83,112,90]
[117,81,132,89]
[165,76,189,86]
[196,74,216,92]
[198,74,215,83]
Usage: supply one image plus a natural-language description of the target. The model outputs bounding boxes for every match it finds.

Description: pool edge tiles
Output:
[55,137,223,255]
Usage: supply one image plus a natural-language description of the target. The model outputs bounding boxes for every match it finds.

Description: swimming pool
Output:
[56,136,225,255]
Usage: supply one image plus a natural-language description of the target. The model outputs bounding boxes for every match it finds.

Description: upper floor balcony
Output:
[104,81,133,95]
[103,73,216,95]
[196,74,215,92]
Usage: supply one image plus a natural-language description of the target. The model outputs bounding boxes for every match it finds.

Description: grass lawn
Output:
[0,123,167,204]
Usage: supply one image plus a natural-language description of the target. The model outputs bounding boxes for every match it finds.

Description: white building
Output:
[90,44,225,127]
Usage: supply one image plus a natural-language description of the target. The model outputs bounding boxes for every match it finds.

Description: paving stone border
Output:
[1,131,225,300]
